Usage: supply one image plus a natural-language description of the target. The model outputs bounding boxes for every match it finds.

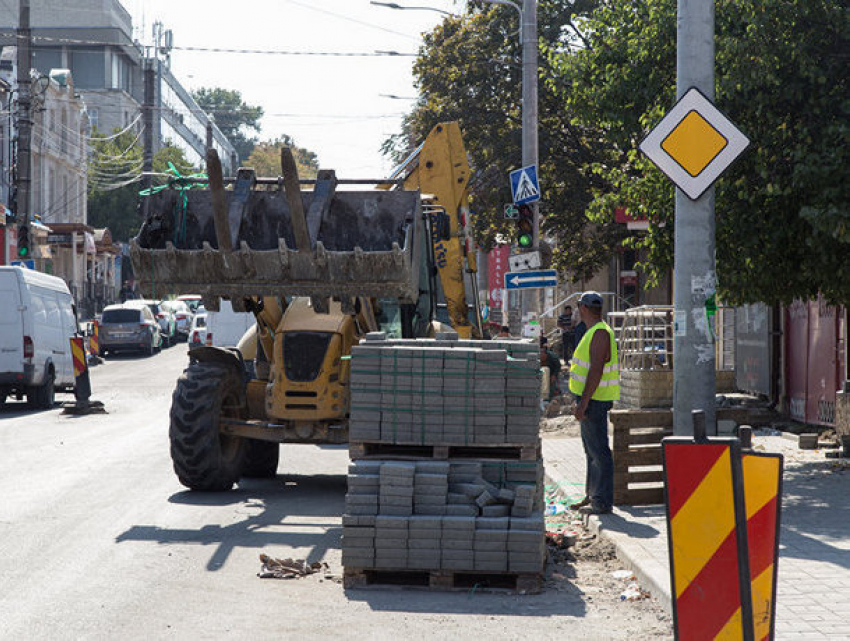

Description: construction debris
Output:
[258,554,328,579]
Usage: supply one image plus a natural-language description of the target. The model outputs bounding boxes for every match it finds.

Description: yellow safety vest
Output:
[569,321,620,401]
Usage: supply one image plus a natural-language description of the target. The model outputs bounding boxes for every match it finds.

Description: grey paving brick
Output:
[414,505,447,515]
[380,505,413,516]
[342,514,376,527]
[441,516,476,531]
[408,538,441,549]
[477,517,511,531]
[445,505,478,516]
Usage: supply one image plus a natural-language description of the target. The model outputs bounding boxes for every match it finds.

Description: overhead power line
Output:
[0,31,416,57]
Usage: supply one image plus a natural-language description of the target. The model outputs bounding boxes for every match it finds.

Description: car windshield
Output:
[102,309,141,323]
[194,316,207,328]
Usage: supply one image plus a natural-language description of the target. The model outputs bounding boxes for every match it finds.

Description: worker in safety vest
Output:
[569,291,620,515]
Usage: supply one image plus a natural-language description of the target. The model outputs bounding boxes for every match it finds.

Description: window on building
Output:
[88,108,99,130]
[70,50,105,89]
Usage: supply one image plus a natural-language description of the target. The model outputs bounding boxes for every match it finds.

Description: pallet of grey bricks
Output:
[342,460,546,573]
[349,334,541,446]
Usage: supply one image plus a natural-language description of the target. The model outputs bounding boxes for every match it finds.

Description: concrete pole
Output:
[141,60,155,218]
[673,0,717,436]
[521,0,540,316]
[15,0,32,233]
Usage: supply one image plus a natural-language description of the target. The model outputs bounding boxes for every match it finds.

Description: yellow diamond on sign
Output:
[661,110,729,178]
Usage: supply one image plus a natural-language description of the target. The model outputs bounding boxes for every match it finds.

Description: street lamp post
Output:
[369,1,457,17]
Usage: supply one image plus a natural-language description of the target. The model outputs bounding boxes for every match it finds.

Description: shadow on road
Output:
[115,473,346,571]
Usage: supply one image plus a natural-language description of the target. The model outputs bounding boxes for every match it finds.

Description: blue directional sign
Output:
[509,165,541,205]
[11,259,35,270]
[504,269,557,290]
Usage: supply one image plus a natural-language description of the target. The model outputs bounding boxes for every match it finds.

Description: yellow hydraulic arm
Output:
[388,122,482,338]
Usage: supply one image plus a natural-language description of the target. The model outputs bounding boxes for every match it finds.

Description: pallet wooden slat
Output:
[349,440,541,462]
[343,567,543,594]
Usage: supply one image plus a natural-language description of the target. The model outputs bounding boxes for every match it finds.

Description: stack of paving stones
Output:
[348,334,541,446]
[342,459,546,574]
[343,332,545,582]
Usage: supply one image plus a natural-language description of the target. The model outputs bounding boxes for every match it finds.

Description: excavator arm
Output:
[387,122,482,339]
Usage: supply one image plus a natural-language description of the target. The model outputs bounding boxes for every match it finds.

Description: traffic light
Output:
[515,204,533,249]
[17,222,31,258]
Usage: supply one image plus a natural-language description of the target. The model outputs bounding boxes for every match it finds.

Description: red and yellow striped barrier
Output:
[742,452,783,641]
[664,439,753,640]
[663,422,783,641]
[90,321,100,356]
[71,336,87,378]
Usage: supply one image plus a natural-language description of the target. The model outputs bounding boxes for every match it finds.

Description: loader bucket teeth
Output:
[130,184,423,304]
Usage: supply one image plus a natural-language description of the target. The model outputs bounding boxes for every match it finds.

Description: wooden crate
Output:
[610,409,672,506]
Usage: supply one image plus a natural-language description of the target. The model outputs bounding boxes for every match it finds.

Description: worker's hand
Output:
[573,401,585,421]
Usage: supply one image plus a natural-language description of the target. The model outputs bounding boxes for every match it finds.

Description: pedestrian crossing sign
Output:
[510,165,541,205]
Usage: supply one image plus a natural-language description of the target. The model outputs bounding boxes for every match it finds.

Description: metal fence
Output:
[610,305,735,371]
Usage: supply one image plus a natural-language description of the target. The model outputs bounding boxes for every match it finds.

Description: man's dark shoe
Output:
[569,497,591,511]
[579,503,612,515]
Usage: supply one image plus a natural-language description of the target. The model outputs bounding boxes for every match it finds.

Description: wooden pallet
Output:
[610,409,671,506]
[349,439,541,462]
[343,567,543,594]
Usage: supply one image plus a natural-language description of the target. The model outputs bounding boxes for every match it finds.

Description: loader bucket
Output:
[129,186,423,303]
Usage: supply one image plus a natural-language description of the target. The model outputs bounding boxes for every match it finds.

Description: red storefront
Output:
[786,298,847,425]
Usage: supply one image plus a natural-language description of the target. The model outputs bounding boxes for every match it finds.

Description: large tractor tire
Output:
[242,439,280,478]
[169,361,247,490]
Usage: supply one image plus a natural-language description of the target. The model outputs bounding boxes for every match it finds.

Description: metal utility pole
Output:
[673,0,717,435]
[517,0,541,316]
[15,0,32,240]
[205,121,213,153]
[141,60,155,217]
[521,0,538,254]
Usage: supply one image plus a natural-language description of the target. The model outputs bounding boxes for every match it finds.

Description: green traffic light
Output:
[18,246,28,257]
[518,234,533,248]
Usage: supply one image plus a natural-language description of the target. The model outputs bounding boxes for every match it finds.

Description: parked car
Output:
[205,300,255,347]
[0,266,78,408]
[177,294,203,314]
[135,299,178,347]
[98,303,162,357]
[188,313,208,350]
[160,299,194,340]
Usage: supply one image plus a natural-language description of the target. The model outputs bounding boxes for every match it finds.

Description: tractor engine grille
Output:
[283,332,333,382]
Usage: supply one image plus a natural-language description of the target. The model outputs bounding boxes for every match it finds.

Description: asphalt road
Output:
[0,345,668,640]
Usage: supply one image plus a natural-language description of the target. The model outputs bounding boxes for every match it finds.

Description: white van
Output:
[204,300,255,348]
[0,267,78,408]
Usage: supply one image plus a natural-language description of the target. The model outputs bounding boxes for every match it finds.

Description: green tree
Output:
[245,135,319,179]
[551,0,850,305]
[384,1,622,279]
[192,87,264,161]
[88,128,197,242]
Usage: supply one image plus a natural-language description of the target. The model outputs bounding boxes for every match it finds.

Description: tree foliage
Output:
[553,0,850,306]
[87,128,196,242]
[191,87,264,161]
[395,0,850,305]
[244,135,319,179]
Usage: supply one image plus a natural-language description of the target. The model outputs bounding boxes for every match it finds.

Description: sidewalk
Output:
[543,433,850,639]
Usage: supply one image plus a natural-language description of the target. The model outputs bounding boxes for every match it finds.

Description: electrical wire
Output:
[0,31,417,57]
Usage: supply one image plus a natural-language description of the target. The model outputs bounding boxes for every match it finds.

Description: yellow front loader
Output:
[132,123,480,490]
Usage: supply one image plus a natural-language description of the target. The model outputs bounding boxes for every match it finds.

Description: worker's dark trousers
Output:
[580,399,614,509]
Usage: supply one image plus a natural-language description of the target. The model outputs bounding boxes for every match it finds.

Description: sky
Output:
[126,0,464,177]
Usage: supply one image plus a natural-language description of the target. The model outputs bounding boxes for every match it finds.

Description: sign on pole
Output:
[508,251,541,272]
[509,165,541,205]
[504,269,556,291]
[11,259,35,269]
[639,87,750,201]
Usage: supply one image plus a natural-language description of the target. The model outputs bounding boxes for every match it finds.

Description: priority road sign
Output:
[509,165,540,205]
[504,269,556,290]
[639,87,750,201]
